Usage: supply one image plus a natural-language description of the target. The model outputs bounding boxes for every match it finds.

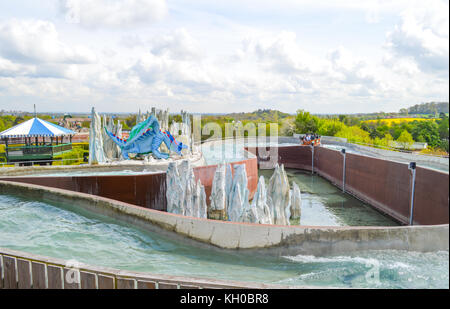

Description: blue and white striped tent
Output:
[0,117,75,138]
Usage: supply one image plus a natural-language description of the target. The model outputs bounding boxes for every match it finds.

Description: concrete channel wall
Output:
[0,247,295,289]
[1,181,448,257]
[247,146,449,225]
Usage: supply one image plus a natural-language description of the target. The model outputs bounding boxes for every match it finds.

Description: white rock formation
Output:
[227,164,250,222]
[208,162,301,225]
[166,162,184,215]
[166,160,207,219]
[267,164,291,226]
[290,181,302,219]
[250,176,273,224]
[210,164,227,211]
[89,107,106,164]
[102,115,122,160]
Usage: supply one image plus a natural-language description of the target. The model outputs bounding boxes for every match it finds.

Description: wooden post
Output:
[5,138,9,163]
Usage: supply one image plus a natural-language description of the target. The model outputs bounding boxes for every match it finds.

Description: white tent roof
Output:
[0,117,75,138]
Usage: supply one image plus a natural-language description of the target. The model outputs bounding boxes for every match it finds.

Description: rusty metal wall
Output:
[314,147,344,188]
[246,146,312,170]
[414,167,449,225]
[344,153,412,223]
[268,146,448,226]
[0,174,167,211]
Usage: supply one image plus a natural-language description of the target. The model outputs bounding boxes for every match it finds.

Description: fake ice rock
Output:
[290,181,302,219]
[227,164,250,222]
[166,160,207,219]
[166,161,184,215]
[267,164,291,226]
[250,176,273,224]
[208,163,301,225]
[89,107,106,164]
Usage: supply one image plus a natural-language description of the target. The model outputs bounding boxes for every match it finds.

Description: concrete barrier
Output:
[1,181,447,257]
[322,140,449,172]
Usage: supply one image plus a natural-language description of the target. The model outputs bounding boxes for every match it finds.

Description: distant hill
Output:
[225,109,292,122]
[403,102,449,115]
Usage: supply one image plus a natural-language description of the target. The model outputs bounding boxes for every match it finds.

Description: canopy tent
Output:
[0,117,76,165]
[0,117,75,138]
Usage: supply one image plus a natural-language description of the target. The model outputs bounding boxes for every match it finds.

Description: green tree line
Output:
[294,110,449,153]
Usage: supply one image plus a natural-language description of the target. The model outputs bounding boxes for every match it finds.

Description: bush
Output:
[396,130,414,150]
[72,142,89,150]
[54,147,86,165]
[335,126,372,144]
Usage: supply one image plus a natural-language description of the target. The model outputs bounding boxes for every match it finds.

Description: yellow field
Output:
[363,118,435,125]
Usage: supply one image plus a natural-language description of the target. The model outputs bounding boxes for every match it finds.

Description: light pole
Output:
[408,162,417,225]
[341,149,346,193]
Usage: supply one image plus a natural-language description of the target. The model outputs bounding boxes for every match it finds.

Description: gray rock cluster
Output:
[166,160,207,219]
[209,163,301,225]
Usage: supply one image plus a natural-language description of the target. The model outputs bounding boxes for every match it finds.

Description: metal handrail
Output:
[0,157,86,166]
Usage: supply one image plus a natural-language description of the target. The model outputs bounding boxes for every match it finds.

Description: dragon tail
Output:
[104,127,126,148]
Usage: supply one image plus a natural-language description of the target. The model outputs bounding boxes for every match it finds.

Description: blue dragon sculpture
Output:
[104,115,188,159]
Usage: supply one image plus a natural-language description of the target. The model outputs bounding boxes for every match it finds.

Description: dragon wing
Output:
[125,115,159,145]
[104,115,159,147]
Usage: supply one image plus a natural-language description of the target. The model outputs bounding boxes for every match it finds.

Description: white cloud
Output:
[0,19,96,65]
[385,0,449,74]
[59,0,167,28]
[150,28,202,60]
[241,31,324,75]
[0,1,448,114]
[328,46,379,88]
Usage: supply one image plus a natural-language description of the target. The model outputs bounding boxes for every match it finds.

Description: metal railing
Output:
[0,157,86,167]
[6,143,72,156]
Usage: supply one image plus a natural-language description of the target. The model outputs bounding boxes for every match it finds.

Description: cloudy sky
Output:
[0,0,448,114]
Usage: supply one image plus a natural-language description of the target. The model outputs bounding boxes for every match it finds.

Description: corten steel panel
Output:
[31,262,46,289]
[278,146,313,171]
[3,256,17,289]
[74,176,99,196]
[193,158,258,205]
[47,265,63,289]
[344,153,412,224]
[94,176,136,205]
[17,259,32,289]
[98,274,115,289]
[314,147,344,188]
[80,271,96,289]
[0,173,167,211]
[246,146,312,170]
[0,256,3,289]
[413,167,449,225]
[135,174,167,212]
[0,177,77,191]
